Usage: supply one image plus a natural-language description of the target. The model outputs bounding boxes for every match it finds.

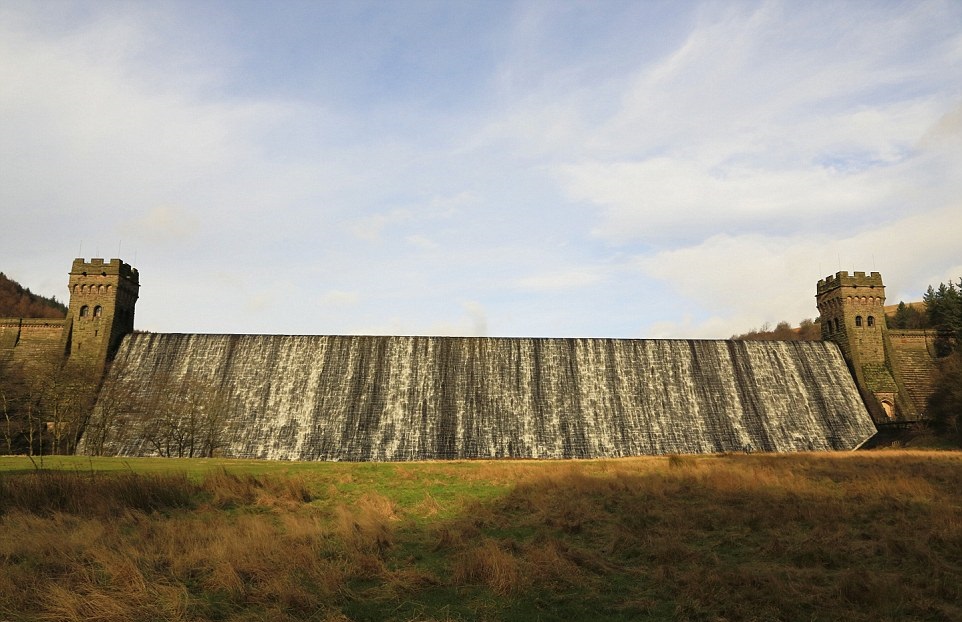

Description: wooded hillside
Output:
[0,272,67,318]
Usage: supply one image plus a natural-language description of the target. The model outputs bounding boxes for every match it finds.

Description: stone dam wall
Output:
[0,318,67,366]
[83,334,877,460]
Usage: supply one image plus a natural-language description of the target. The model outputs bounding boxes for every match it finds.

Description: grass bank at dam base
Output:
[1,451,961,621]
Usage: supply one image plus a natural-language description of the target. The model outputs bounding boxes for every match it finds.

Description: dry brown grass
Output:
[0,469,196,516]
[335,492,398,556]
[0,450,960,621]
[452,538,524,595]
[427,451,962,620]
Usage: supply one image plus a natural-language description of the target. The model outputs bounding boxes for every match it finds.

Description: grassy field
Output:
[1,451,961,621]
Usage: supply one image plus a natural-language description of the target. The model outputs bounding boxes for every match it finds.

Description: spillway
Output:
[81,334,877,460]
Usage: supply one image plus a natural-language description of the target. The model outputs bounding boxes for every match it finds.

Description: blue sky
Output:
[2,0,960,337]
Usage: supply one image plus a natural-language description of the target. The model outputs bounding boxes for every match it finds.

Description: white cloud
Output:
[559,159,900,242]
[546,4,959,243]
[425,300,488,337]
[405,234,439,250]
[350,209,413,242]
[319,290,360,306]
[348,301,489,337]
[245,291,274,313]
[124,205,200,241]
[426,191,480,215]
[646,314,737,340]
[635,202,962,337]
[514,267,605,292]
[2,2,960,341]
[919,99,962,150]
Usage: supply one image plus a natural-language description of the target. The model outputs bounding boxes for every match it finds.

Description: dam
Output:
[84,333,877,460]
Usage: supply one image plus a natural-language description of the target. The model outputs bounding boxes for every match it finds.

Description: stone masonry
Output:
[0,260,945,437]
[0,258,139,373]
[816,271,937,423]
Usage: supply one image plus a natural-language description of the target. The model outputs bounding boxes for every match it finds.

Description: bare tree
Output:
[139,375,234,458]
[0,370,19,454]
[17,358,53,456]
[198,386,234,458]
[40,363,98,454]
[83,370,146,456]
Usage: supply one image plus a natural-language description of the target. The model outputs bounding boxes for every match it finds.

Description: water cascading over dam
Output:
[84,333,877,460]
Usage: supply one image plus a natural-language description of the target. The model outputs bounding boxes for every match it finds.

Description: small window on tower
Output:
[79,305,89,317]
[867,316,875,327]
[93,305,103,317]
[855,316,863,327]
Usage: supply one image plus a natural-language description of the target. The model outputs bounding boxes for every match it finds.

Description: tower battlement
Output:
[817,271,883,294]
[70,258,139,283]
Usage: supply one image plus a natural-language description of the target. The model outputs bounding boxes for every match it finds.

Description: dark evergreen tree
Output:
[891,301,925,329]
[924,279,962,356]
[924,277,962,446]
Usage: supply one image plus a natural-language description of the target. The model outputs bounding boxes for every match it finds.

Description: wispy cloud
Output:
[2,1,959,339]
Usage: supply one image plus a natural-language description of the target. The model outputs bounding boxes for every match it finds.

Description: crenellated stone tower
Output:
[64,258,139,370]
[816,271,916,423]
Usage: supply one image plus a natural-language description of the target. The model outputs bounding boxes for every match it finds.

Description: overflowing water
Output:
[82,334,877,460]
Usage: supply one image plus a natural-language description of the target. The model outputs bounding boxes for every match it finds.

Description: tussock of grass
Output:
[201,469,313,508]
[335,492,397,556]
[0,451,960,621]
[0,470,196,516]
[454,538,524,595]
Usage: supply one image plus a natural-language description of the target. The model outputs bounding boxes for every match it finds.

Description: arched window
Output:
[79,305,89,317]
[867,316,875,327]
[833,318,840,332]
[93,305,103,318]
[855,315,863,327]
[881,400,895,419]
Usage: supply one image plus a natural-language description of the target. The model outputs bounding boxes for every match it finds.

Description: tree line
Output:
[1,358,98,456]
[731,318,821,341]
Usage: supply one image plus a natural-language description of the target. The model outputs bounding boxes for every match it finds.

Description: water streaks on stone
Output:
[85,334,877,460]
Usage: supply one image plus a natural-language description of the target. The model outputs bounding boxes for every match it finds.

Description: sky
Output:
[2,0,961,338]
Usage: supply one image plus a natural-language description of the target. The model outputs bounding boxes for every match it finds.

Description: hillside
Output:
[0,272,67,318]
[731,318,820,341]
